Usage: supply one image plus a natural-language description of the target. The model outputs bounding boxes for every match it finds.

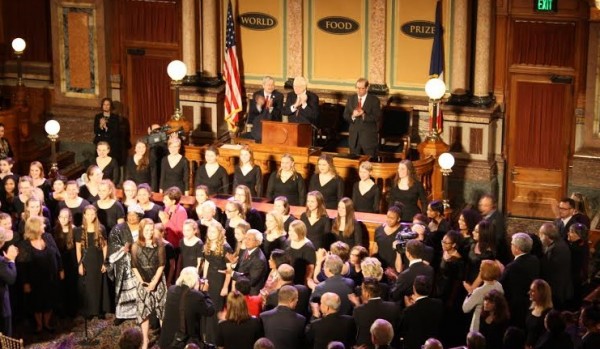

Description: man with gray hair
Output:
[500,232,540,327]
[370,319,394,348]
[306,292,356,349]
[282,76,320,125]
[246,76,284,142]
[233,229,268,295]
[311,254,355,315]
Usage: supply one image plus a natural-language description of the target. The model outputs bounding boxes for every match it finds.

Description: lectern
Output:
[262,120,312,147]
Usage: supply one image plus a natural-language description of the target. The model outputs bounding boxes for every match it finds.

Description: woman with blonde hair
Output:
[262,210,287,257]
[17,197,51,236]
[388,159,427,222]
[273,195,295,232]
[94,141,120,183]
[29,161,51,201]
[352,161,381,213]
[95,179,125,234]
[233,184,265,231]
[79,165,103,204]
[525,279,553,348]
[300,191,332,250]
[308,154,343,209]
[285,219,316,285]
[224,199,247,250]
[233,145,263,197]
[216,291,262,349]
[159,137,189,195]
[178,219,203,274]
[121,179,138,210]
[266,154,306,206]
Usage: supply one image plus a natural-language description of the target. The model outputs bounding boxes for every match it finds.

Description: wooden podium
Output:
[262,120,312,147]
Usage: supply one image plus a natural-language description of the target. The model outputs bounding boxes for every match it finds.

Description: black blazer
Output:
[265,284,311,319]
[391,261,434,302]
[399,297,444,349]
[247,90,284,142]
[500,253,540,327]
[282,90,320,125]
[260,305,307,349]
[343,93,382,156]
[311,275,355,315]
[353,298,401,348]
[306,312,356,349]
[541,239,573,307]
[0,257,16,317]
[235,248,268,295]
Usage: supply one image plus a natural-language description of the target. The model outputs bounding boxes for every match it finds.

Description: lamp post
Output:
[167,60,187,121]
[45,120,60,179]
[438,152,455,208]
[11,38,26,86]
[424,77,446,140]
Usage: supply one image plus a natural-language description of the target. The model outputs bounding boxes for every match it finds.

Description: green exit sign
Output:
[535,0,557,12]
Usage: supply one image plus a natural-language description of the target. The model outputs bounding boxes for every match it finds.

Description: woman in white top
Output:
[462,259,504,331]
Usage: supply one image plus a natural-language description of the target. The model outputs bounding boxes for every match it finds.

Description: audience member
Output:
[370,318,395,349]
[478,194,509,264]
[306,292,356,349]
[422,338,443,349]
[579,302,600,349]
[216,290,263,349]
[539,222,572,309]
[534,309,573,349]
[260,285,306,349]
[400,275,443,349]
[264,263,311,318]
[526,279,553,347]
[463,260,504,331]
[119,327,143,349]
[390,240,434,302]
[234,229,268,295]
[253,337,275,349]
[0,227,17,335]
[478,289,510,349]
[310,254,355,315]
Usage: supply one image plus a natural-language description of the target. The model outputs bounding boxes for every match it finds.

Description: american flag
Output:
[429,0,444,134]
[223,0,242,131]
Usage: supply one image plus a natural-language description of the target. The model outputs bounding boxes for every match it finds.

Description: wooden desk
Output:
[262,120,312,147]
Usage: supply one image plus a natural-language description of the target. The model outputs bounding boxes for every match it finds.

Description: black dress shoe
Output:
[113,318,126,326]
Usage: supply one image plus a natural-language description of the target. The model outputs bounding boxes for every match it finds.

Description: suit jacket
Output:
[353,298,401,348]
[265,283,311,319]
[260,305,307,349]
[306,312,356,349]
[400,297,444,349]
[541,239,573,307]
[282,90,320,125]
[311,275,355,315]
[247,89,284,142]
[0,257,16,317]
[343,93,382,156]
[500,253,540,327]
[235,248,268,295]
[391,261,434,302]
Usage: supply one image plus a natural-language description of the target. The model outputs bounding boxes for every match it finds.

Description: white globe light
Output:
[438,152,455,171]
[45,120,61,136]
[11,38,26,53]
[425,78,446,100]
[167,60,187,81]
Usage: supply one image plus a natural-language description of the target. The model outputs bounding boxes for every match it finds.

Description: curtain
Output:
[512,21,576,68]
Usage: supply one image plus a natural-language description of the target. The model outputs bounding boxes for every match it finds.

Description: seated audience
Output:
[306,292,356,349]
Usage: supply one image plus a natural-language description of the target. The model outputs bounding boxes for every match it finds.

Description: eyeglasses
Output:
[226,209,237,213]
[558,206,571,211]
[441,240,452,245]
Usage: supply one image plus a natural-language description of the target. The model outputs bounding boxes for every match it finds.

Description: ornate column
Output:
[286,0,303,86]
[449,0,470,104]
[200,0,220,83]
[368,0,388,94]
[182,0,196,82]
[471,0,493,106]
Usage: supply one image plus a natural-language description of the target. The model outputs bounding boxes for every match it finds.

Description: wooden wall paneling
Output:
[2,0,52,62]
[584,23,600,148]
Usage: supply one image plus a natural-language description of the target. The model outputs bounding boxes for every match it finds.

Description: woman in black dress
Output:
[464,220,497,293]
[188,185,224,224]
[285,219,316,285]
[121,180,138,211]
[54,208,78,317]
[262,211,287,258]
[136,183,161,222]
[94,141,120,184]
[153,223,176,287]
[233,145,263,197]
[47,176,67,226]
[273,196,295,232]
[16,197,51,236]
[233,184,264,231]
[352,161,381,213]
[178,219,204,274]
[194,146,229,195]
[300,191,332,251]
[94,179,125,236]
[373,204,403,271]
[29,161,51,202]
[216,291,263,349]
[479,290,510,349]
[75,205,110,319]
[223,200,248,252]
[19,216,62,333]
[266,154,306,206]
[388,160,428,222]
[457,208,482,259]
[79,165,103,204]
[125,138,157,191]
[332,197,363,248]
[526,279,554,347]
[94,97,124,166]
[567,223,589,309]
[59,180,91,227]
[202,221,233,343]
[308,154,344,209]
[160,137,189,195]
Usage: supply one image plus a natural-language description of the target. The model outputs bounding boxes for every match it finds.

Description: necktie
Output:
[359,97,363,109]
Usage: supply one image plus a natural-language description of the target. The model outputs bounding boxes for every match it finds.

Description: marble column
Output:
[368,0,388,94]
[472,0,493,106]
[201,0,219,80]
[286,0,303,87]
[182,0,196,81]
[449,0,469,104]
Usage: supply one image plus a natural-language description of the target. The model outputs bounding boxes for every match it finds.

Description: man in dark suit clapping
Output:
[390,240,434,302]
[399,275,443,349]
[343,78,382,157]
[246,76,284,143]
[260,285,306,349]
[233,229,268,295]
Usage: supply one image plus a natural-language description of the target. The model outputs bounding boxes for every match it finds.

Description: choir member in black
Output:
[262,211,287,258]
[0,175,18,222]
[188,185,223,223]
[54,208,78,317]
[352,160,381,213]
[274,195,295,232]
[197,199,220,242]
[76,205,110,319]
[426,200,450,265]
[308,154,344,209]
[131,218,167,349]
[121,180,138,210]
[0,124,13,160]
[153,223,176,287]
[178,219,204,274]
[94,98,124,166]
[234,184,265,231]
[223,200,248,251]
[300,191,332,251]
[136,183,161,222]
[194,146,229,195]
[477,290,510,349]
[464,220,497,294]
[0,227,17,336]
[125,139,157,191]
[95,141,120,184]
[526,279,554,348]
[436,230,467,346]
[19,216,62,333]
[233,145,263,197]
[332,197,363,248]
[160,137,189,195]
[388,160,428,222]
[373,204,403,271]
[457,208,482,259]
[0,157,15,181]
[285,219,316,285]
[348,245,368,287]
[232,221,251,260]
[266,154,306,206]
[14,176,35,219]
[95,179,125,235]
[202,221,233,343]
[47,176,67,226]
[567,223,589,308]
[216,291,263,349]
[79,165,103,204]
[17,197,51,236]
[29,161,51,202]
[59,180,91,227]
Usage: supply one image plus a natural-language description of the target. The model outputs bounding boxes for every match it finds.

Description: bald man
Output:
[282,76,320,125]
[306,292,356,349]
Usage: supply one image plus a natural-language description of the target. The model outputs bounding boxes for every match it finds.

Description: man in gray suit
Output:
[343,78,382,157]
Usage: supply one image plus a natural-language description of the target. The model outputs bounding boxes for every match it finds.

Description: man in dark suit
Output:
[554,197,581,239]
[370,319,396,349]
[353,278,401,349]
[390,240,434,302]
[0,232,17,336]
[479,193,510,264]
[265,263,311,319]
[246,76,284,143]
[310,255,355,315]
[260,285,307,349]
[343,78,382,157]
[233,229,268,295]
[500,232,540,328]
[539,222,573,309]
[306,292,356,349]
[282,76,320,125]
[399,276,443,349]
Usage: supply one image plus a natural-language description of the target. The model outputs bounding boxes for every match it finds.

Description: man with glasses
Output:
[555,197,580,239]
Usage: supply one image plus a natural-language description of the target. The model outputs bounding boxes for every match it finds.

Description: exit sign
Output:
[535,0,557,12]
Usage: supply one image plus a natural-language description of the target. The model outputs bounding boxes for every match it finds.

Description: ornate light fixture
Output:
[11,38,26,86]
[424,77,446,140]
[438,152,455,208]
[44,120,60,179]
[167,60,187,121]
